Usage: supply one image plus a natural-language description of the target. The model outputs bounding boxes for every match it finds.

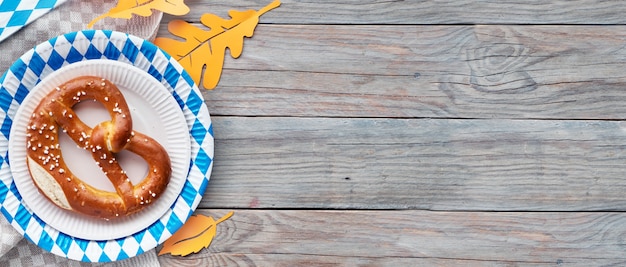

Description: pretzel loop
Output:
[25,76,171,219]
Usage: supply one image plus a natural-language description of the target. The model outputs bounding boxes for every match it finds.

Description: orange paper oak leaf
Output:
[154,0,281,89]
[159,211,234,256]
[88,0,190,28]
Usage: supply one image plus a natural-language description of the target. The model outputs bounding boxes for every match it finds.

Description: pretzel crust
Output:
[25,76,171,219]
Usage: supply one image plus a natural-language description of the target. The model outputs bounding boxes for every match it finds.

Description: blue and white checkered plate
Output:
[0,30,214,262]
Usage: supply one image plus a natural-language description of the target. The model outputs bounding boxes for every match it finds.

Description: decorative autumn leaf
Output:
[88,0,190,28]
[159,211,234,256]
[154,0,281,89]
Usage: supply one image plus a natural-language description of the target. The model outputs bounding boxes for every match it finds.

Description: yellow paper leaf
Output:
[88,0,190,28]
[154,0,281,89]
[159,211,234,256]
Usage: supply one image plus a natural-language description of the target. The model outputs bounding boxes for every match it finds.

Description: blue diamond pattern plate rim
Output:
[0,30,214,262]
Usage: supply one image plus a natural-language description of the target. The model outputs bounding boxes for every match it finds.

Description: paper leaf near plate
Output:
[159,211,234,256]
[154,0,281,89]
[87,0,190,28]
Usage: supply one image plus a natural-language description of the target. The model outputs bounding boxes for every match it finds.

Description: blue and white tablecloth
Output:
[0,0,68,43]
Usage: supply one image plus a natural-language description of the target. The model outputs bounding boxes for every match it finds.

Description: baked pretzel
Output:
[25,76,171,219]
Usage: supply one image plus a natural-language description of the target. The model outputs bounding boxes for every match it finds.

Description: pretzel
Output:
[25,76,171,219]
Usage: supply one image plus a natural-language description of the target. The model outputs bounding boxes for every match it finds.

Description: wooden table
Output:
[156,1,626,265]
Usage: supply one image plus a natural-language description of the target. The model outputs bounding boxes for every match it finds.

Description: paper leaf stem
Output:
[88,0,190,28]
[159,211,234,256]
[154,0,281,89]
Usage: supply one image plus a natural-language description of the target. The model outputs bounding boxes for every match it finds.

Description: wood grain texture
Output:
[168,0,626,25]
[158,24,626,119]
[158,210,626,266]
[201,116,626,211]
[154,1,626,266]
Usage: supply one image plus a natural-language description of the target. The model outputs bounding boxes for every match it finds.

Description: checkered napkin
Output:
[0,0,68,43]
[0,0,165,266]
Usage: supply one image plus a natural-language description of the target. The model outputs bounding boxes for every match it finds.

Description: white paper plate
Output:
[0,30,214,262]
[8,59,190,241]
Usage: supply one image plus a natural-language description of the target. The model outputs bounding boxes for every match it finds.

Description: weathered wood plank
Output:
[202,116,626,211]
[154,1,626,266]
[159,25,626,119]
[158,209,626,266]
[160,254,487,267]
[168,0,626,25]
